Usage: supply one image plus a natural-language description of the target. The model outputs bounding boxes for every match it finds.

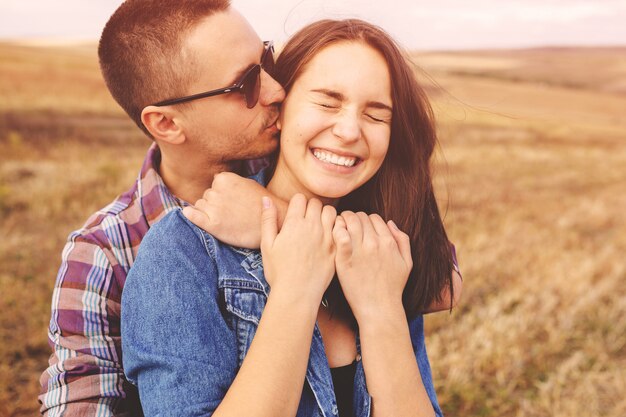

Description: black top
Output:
[330,360,357,417]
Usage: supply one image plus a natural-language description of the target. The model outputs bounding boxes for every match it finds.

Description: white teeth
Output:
[313,150,357,167]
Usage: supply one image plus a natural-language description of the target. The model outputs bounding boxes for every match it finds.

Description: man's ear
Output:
[141,105,186,145]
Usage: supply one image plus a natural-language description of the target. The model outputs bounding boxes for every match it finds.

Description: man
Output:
[39,1,284,415]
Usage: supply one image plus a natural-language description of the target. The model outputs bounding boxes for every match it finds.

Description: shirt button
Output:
[332,404,338,415]
[356,353,362,361]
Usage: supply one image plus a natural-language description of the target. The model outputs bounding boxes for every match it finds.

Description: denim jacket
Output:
[122,183,443,417]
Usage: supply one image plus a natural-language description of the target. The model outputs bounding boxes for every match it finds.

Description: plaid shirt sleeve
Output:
[450,242,462,280]
[39,231,141,417]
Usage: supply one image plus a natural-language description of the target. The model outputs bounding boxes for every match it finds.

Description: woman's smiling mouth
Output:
[312,148,360,167]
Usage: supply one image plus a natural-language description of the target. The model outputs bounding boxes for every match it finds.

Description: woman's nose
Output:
[331,111,361,143]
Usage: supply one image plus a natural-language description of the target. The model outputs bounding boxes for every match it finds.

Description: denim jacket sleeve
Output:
[121,210,238,417]
[409,315,444,417]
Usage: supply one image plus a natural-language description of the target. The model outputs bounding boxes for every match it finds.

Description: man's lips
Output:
[264,115,279,132]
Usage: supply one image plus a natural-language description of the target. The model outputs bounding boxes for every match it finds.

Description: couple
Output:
[40,1,462,416]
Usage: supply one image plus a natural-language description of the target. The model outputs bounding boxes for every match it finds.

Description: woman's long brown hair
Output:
[273,19,454,321]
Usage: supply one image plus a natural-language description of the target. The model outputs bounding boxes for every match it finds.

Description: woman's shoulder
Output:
[150,208,261,256]
[126,209,219,292]
[130,209,257,287]
[146,208,208,243]
[139,208,224,258]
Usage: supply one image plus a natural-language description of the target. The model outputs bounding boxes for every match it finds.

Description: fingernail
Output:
[389,220,399,230]
[262,196,271,208]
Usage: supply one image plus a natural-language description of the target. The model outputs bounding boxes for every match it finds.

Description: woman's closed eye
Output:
[365,112,391,124]
[365,113,386,123]
[316,102,340,109]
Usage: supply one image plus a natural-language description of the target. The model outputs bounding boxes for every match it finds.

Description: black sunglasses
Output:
[152,41,275,108]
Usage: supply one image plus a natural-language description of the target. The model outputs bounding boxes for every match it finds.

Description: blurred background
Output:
[1,1,625,416]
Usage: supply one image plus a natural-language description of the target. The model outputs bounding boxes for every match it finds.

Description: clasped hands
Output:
[182,172,412,322]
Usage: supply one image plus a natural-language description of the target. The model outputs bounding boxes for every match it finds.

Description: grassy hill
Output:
[1,42,625,416]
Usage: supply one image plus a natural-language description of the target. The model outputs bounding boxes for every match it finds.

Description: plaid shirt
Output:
[39,144,183,416]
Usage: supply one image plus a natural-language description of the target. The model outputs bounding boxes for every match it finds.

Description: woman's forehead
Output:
[295,41,392,105]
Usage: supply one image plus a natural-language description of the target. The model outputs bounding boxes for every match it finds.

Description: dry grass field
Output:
[1,41,625,416]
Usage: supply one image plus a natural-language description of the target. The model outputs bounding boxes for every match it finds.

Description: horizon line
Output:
[2,36,626,53]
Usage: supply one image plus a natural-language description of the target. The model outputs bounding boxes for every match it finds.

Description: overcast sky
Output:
[2,0,625,50]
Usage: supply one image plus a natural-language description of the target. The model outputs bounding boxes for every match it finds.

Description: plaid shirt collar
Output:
[137,143,189,227]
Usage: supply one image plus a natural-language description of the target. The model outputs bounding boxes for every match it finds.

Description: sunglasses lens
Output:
[240,43,273,109]
[242,65,261,108]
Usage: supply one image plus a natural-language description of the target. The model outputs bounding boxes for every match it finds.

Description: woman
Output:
[122,19,458,417]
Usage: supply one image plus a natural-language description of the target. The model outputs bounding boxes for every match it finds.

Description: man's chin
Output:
[263,136,280,156]
[262,126,280,144]
[248,135,279,160]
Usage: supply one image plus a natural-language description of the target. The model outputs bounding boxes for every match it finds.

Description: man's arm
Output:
[40,235,139,417]
[424,242,463,313]
[423,267,463,314]
[183,172,287,248]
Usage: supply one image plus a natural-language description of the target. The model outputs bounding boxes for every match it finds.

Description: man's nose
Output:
[258,70,285,107]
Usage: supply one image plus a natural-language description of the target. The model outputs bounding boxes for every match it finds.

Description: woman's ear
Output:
[141,105,186,145]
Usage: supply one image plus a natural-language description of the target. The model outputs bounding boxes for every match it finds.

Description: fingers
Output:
[332,215,352,261]
[388,220,412,268]
[321,205,337,233]
[190,190,220,230]
[284,193,307,221]
[182,205,213,230]
[211,171,240,188]
[369,213,392,238]
[182,195,218,233]
[305,198,323,220]
[340,211,363,245]
[261,197,278,252]
[356,212,376,242]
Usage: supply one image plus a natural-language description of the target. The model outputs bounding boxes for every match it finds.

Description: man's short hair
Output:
[98,0,231,137]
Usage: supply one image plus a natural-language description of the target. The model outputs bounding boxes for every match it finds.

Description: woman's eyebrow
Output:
[311,88,392,111]
[310,88,343,100]
[366,101,393,112]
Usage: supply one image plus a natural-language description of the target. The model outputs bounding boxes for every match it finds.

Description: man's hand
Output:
[183,172,285,248]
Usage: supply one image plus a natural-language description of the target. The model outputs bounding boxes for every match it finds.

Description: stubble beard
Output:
[249,107,281,158]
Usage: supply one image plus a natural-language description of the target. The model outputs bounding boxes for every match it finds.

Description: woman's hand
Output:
[261,194,337,305]
[332,211,412,323]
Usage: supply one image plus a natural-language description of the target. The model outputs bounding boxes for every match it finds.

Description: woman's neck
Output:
[267,157,339,207]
